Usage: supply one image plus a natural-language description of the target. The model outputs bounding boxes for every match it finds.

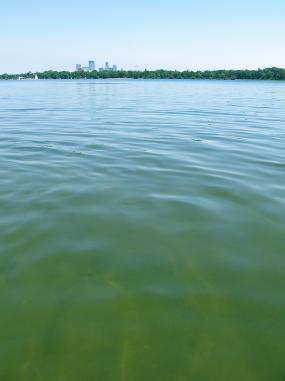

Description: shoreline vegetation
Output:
[0,67,285,80]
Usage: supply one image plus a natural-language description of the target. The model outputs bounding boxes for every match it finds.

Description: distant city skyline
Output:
[0,0,284,73]
[75,60,118,73]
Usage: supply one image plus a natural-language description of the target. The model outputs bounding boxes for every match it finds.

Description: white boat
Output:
[17,74,39,80]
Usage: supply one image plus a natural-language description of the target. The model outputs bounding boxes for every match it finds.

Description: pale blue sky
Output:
[1,0,284,72]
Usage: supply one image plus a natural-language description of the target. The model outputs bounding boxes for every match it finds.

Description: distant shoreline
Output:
[1,68,285,81]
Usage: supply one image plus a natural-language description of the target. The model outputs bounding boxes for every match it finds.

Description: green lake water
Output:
[0,79,285,380]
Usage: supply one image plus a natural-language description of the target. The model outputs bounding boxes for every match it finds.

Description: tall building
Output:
[112,65,117,71]
[76,64,82,72]
[105,61,110,70]
[89,61,95,71]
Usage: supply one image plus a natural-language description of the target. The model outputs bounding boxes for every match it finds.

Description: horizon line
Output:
[1,67,285,75]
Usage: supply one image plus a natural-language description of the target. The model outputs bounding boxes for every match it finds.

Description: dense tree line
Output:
[1,67,285,80]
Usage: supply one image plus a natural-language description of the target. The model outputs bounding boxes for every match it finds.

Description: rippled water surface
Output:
[1,79,285,380]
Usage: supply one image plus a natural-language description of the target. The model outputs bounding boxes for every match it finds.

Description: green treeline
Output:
[1,67,285,80]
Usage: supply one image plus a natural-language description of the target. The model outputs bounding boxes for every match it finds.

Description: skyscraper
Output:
[105,61,110,70]
[76,64,82,72]
[88,61,95,71]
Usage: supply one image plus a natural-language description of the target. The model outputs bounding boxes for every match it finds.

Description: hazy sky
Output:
[1,0,284,72]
